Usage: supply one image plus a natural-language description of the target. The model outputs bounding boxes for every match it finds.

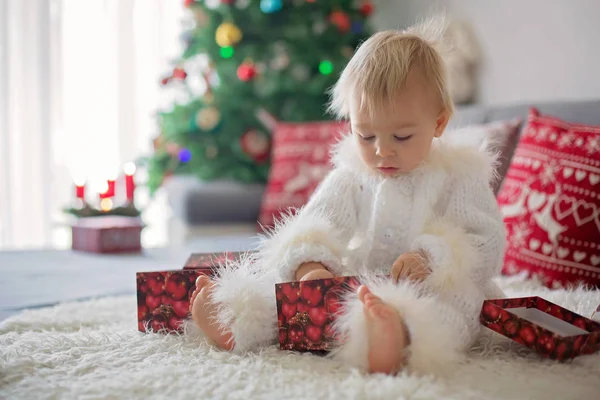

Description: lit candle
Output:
[74,177,86,200]
[98,181,111,200]
[124,162,136,202]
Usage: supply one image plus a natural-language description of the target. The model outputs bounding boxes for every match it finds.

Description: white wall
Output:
[372,0,600,105]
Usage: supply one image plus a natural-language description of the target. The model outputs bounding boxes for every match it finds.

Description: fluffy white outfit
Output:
[209,133,506,376]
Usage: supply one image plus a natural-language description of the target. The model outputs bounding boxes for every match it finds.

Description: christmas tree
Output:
[147,0,374,193]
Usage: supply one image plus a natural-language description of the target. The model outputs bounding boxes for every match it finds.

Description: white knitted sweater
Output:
[211,133,507,376]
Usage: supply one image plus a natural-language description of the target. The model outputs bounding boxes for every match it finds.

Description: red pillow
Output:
[498,108,600,288]
[258,121,348,229]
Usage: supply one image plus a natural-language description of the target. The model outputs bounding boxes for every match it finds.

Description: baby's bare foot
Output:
[300,268,334,281]
[190,275,234,350]
[357,285,409,374]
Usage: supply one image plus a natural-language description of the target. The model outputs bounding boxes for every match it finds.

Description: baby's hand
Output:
[296,261,334,281]
[391,252,431,283]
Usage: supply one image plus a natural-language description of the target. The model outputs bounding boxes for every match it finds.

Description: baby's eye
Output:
[393,134,413,142]
[359,135,376,141]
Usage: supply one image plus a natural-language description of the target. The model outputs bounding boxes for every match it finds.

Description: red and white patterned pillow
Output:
[258,121,348,228]
[498,108,600,288]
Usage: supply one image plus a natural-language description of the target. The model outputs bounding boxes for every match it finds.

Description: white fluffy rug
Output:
[1,275,600,400]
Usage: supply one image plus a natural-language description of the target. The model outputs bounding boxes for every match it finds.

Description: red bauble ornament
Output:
[145,294,162,310]
[308,305,328,327]
[173,299,191,318]
[138,304,149,321]
[282,301,298,319]
[184,0,195,7]
[288,322,305,344]
[165,272,190,300]
[237,62,257,81]
[305,323,323,343]
[172,67,187,80]
[359,2,374,16]
[300,283,314,303]
[146,273,165,296]
[169,315,184,331]
[151,314,168,332]
[282,283,300,303]
[240,129,270,163]
[329,11,351,33]
[481,302,500,323]
[536,333,556,355]
[503,319,520,337]
[519,325,536,346]
[324,287,344,316]
[553,341,572,361]
[573,335,586,353]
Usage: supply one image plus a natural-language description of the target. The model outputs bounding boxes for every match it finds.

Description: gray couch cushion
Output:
[486,100,600,125]
[448,104,487,129]
[165,176,266,224]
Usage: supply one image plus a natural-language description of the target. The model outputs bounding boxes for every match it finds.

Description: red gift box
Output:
[137,251,247,334]
[137,268,214,334]
[480,297,600,361]
[72,216,143,253]
[276,276,361,352]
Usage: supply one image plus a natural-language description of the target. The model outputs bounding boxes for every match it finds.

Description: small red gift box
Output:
[72,216,143,253]
[480,297,600,361]
[137,251,246,334]
[276,276,361,352]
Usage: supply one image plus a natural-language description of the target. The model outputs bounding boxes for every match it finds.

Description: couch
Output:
[166,99,600,240]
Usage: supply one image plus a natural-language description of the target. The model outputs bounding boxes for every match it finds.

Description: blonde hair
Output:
[328,16,454,120]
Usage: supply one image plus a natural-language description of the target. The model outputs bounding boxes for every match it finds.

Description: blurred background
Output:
[1,0,599,251]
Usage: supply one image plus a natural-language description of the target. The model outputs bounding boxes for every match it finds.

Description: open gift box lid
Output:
[480,296,600,361]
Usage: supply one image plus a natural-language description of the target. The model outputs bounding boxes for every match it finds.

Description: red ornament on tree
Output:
[359,2,374,17]
[329,11,351,33]
[172,67,187,80]
[184,0,195,7]
[237,62,257,81]
[240,129,270,163]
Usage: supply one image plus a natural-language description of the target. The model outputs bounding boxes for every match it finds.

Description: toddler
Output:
[190,17,506,376]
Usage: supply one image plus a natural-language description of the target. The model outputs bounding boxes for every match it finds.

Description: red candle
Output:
[75,184,85,199]
[124,162,136,202]
[98,181,111,200]
[106,179,116,197]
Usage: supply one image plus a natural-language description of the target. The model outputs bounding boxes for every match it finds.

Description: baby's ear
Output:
[434,110,450,138]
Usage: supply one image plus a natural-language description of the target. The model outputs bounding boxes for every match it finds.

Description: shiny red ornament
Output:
[329,11,351,33]
[305,324,323,343]
[237,62,257,81]
[240,129,270,163]
[165,272,189,300]
[172,67,187,80]
[184,0,195,7]
[360,2,374,16]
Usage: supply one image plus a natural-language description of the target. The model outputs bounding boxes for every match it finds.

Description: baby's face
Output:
[350,79,448,177]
